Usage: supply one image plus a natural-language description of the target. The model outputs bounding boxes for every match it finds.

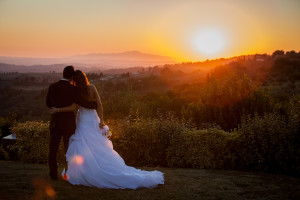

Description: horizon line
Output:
[0,49,299,64]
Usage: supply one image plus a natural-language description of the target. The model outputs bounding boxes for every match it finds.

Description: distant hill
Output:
[0,54,262,74]
[0,63,91,73]
[0,51,176,68]
[0,63,147,74]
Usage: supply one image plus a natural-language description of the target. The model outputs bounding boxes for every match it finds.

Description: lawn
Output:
[0,161,299,200]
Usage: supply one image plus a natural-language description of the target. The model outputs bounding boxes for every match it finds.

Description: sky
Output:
[0,0,299,61]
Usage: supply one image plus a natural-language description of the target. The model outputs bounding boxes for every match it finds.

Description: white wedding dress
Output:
[64,107,164,189]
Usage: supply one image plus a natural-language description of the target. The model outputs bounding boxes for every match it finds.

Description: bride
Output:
[51,70,164,189]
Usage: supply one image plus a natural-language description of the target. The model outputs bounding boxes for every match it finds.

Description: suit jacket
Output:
[46,80,97,132]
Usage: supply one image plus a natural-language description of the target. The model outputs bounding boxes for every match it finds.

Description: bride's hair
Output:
[74,70,90,99]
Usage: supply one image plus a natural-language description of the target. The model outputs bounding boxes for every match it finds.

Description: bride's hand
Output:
[99,122,105,129]
[50,107,59,114]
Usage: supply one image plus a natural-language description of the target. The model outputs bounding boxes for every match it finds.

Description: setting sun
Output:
[193,28,227,56]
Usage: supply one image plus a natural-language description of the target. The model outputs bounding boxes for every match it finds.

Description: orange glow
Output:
[45,186,56,197]
[0,0,299,61]
[32,179,56,199]
[73,155,84,165]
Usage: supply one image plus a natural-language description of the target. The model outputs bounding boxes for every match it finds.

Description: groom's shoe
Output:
[49,172,58,180]
[50,176,58,180]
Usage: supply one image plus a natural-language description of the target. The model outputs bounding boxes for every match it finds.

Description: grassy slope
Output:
[0,161,299,200]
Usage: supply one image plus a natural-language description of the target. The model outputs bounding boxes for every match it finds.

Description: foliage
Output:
[3,106,300,175]
[167,128,231,169]
[272,50,285,57]
[0,86,50,122]
[139,91,188,118]
[235,111,300,174]
[9,121,64,163]
[0,114,16,139]
[270,57,300,82]
[0,146,9,160]
[1,52,300,176]
[110,112,187,167]
[182,87,274,131]
[110,113,233,169]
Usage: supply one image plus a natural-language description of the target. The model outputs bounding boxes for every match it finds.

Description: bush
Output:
[0,114,16,139]
[6,104,299,176]
[0,145,9,160]
[111,113,187,167]
[236,112,300,174]
[110,112,233,169]
[9,121,64,164]
[167,128,231,168]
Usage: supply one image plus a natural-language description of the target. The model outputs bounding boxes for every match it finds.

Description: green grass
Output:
[0,161,299,200]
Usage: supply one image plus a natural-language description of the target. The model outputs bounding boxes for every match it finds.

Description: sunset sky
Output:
[0,0,299,61]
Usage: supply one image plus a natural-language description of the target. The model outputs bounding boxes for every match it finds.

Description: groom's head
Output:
[63,66,75,80]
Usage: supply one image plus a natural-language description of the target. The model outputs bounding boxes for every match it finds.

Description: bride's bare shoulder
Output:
[87,84,98,97]
[87,84,97,91]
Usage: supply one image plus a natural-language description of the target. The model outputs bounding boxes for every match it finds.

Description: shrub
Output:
[236,112,300,174]
[6,103,299,176]
[0,114,16,139]
[110,112,233,169]
[167,128,231,168]
[9,121,64,164]
[111,113,187,167]
[0,145,9,160]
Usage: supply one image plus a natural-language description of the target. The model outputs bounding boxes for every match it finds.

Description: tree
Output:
[272,50,285,57]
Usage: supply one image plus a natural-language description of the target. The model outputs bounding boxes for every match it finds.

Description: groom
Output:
[46,66,97,180]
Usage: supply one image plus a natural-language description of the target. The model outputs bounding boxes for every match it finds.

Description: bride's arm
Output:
[50,103,77,114]
[92,85,105,127]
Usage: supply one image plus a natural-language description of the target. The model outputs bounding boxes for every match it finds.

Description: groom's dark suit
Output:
[46,79,97,179]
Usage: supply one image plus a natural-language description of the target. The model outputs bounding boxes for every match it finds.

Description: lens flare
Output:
[45,186,56,197]
[32,179,56,199]
[73,155,84,165]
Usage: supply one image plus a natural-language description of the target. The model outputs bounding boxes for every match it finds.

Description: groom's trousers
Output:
[48,128,73,179]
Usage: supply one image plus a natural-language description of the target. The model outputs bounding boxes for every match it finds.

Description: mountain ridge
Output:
[0,51,176,67]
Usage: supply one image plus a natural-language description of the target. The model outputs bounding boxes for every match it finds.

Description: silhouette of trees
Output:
[272,50,285,57]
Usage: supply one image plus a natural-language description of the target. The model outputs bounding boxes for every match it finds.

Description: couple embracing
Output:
[46,66,164,189]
